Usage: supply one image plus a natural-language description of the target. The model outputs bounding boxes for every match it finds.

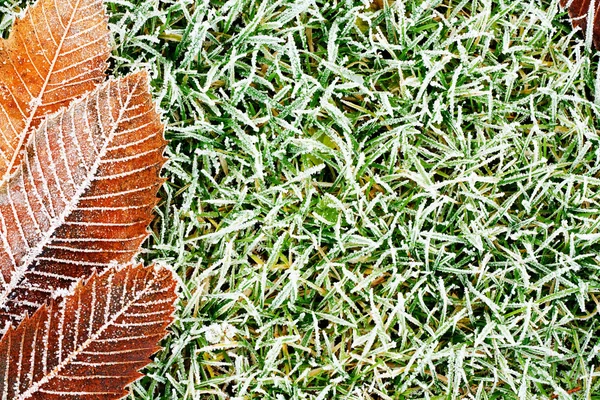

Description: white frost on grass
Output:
[203,322,237,344]
[87,0,600,398]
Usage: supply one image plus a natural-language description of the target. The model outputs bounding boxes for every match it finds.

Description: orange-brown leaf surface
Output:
[0,263,177,399]
[0,0,110,186]
[0,71,166,326]
[561,0,600,48]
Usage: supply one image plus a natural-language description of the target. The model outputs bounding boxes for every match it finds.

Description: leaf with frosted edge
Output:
[0,71,167,327]
[0,0,111,186]
[0,263,177,400]
[561,0,600,48]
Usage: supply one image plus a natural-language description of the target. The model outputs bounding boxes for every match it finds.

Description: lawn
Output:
[3,0,600,398]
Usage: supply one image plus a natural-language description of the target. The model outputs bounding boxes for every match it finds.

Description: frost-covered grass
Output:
[4,0,600,398]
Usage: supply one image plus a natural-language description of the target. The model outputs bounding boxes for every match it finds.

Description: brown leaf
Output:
[0,71,166,326]
[0,0,110,186]
[561,0,600,48]
[0,263,177,400]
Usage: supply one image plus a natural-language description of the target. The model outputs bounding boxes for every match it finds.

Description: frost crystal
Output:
[204,322,237,344]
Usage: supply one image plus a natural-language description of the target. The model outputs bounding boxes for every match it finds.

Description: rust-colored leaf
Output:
[561,0,600,48]
[0,71,167,326]
[0,263,177,400]
[0,0,174,395]
[0,0,111,186]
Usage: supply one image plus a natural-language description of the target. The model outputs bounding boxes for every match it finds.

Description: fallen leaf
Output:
[0,71,166,326]
[561,0,600,48]
[0,0,174,395]
[0,263,177,400]
[0,0,111,186]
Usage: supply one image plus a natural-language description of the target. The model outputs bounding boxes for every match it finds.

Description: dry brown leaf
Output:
[0,1,174,395]
[0,0,111,186]
[0,71,166,326]
[0,263,177,399]
[561,0,600,48]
